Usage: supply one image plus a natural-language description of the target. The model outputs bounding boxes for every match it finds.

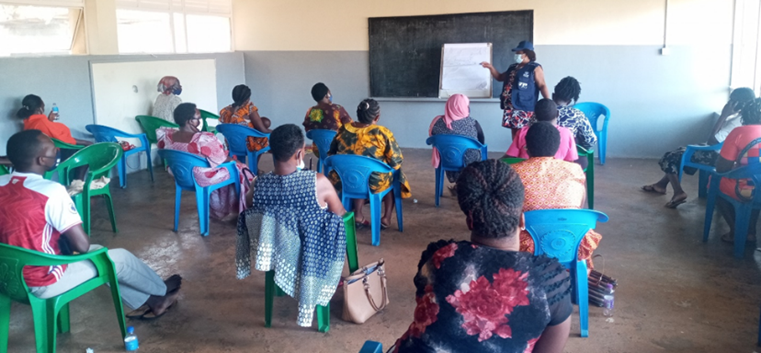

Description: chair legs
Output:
[586,154,594,209]
[434,167,443,207]
[369,194,382,246]
[264,271,275,328]
[733,204,750,258]
[0,294,11,352]
[29,300,53,353]
[196,189,209,236]
[104,193,118,233]
[316,304,330,333]
[56,303,70,334]
[599,133,607,165]
[118,158,127,189]
[394,186,404,232]
[698,170,709,199]
[575,260,589,338]
[173,185,182,232]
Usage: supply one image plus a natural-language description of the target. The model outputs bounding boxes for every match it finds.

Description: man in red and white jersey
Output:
[0,130,181,319]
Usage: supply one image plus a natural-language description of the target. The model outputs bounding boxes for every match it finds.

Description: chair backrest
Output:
[46,143,123,184]
[426,135,487,170]
[135,115,179,144]
[500,157,526,165]
[573,102,610,133]
[324,155,394,195]
[723,138,761,202]
[216,123,270,155]
[524,209,609,267]
[0,243,77,302]
[199,109,220,132]
[0,165,9,176]
[85,124,126,143]
[306,129,338,158]
[51,138,83,151]
[157,149,211,190]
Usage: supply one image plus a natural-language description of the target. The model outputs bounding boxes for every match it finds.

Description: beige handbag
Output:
[342,259,389,324]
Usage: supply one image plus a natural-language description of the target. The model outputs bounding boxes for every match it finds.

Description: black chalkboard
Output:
[369,11,533,98]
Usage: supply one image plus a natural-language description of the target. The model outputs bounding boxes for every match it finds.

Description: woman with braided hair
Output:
[714,97,761,244]
[553,76,597,149]
[391,159,571,353]
[327,98,411,229]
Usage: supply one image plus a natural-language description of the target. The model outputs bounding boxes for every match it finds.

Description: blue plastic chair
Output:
[359,341,383,353]
[679,143,723,199]
[524,209,610,338]
[306,129,338,173]
[574,102,610,165]
[425,135,487,207]
[85,124,153,189]
[157,149,241,236]
[215,124,270,175]
[703,139,761,258]
[324,155,403,246]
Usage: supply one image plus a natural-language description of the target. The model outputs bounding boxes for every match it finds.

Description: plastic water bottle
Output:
[602,284,614,317]
[51,103,59,119]
[124,326,139,351]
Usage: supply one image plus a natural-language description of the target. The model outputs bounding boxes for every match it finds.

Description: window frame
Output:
[730,0,761,95]
[0,1,86,56]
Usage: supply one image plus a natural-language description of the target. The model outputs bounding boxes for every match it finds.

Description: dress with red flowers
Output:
[393,240,572,353]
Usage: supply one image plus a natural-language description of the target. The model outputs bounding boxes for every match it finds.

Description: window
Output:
[116,0,232,54]
[0,2,84,56]
[731,0,761,94]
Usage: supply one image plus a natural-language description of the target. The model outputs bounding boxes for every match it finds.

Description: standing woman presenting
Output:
[481,40,550,138]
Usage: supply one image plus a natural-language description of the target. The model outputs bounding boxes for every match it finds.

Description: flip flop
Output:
[140,300,177,321]
[664,198,687,208]
[641,185,666,194]
[125,305,151,319]
[380,222,389,230]
[355,219,370,229]
[721,233,757,243]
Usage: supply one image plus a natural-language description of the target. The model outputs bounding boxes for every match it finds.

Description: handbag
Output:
[342,259,389,324]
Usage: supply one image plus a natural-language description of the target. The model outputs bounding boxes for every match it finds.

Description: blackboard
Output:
[369,11,533,98]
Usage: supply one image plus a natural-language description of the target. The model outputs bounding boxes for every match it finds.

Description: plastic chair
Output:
[359,340,383,353]
[85,124,153,189]
[574,102,610,165]
[199,109,220,133]
[135,115,179,145]
[157,149,241,236]
[0,243,127,353]
[679,143,723,199]
[51,138,83,152]
[265,211,360,332]
[215,124,270,176]
[0,165,9,176]
[324,154,404,246]
[425,135,487,207]
[44,143,123,235]
[577,146,595,209]
[306,129,338,173]
[703,139,761,258]
[524,209,609,338]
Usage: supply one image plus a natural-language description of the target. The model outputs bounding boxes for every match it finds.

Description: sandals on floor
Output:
[126,305,151,319]
[355,219,370,229]
[721,233,757,243]
[641,185,666,194]
[664,198,687,209]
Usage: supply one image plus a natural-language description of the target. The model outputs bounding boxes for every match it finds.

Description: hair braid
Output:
[742,97,761,126]
[456,159,524,238]
[553,76,581,104]
[356,98,380,124]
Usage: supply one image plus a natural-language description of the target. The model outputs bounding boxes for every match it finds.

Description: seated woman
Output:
[327,98,412,228]
[511,122,602,269]
[237,124,346,327]
[643,87,756,208]
[157,103,254,220]
[714,97,761,244]
[504,98,578,164]
[553,77,597,150]
[152,76,183,122]
[18,94,92,148]
[429,94,485,194]
[219,84,273,154]
[302,82,353,157]
[392,159,571,353]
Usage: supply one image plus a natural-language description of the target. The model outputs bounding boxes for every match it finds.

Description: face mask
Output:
[173,87,182,95]
[328,95,333,103]
[297,158,305,171]
[514,54,524,64]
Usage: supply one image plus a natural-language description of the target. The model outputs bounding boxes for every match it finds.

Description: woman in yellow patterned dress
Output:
[219,84,272,152]
[328,98,411,229]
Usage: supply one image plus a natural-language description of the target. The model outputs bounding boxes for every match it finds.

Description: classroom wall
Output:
[0,52,245,155]
[234,0,734,158]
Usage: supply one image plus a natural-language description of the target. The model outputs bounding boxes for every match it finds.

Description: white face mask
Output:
[297,158,305,171]
[514,53,524,64]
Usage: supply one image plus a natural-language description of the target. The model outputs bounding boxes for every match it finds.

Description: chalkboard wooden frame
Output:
[369,10,533,98]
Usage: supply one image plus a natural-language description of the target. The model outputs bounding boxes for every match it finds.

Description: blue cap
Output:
[511,40,534,52]
[127,326,134,334]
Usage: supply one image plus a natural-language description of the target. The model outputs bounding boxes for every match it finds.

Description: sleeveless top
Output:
[236,170,346,327]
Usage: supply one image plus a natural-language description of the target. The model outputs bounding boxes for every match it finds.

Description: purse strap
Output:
[362,265,388,312]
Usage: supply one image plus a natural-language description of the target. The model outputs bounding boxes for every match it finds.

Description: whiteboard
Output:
[90,59,218,172]
[439,43,493,99]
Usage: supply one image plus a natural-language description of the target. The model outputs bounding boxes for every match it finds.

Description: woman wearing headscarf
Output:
[152,76,183,122]
[481,41,550,138]
[219,84,272,153]
[429,94,484,194]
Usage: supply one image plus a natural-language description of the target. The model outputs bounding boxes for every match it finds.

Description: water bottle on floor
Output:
[124,326,139,351]
[602,284,614,317]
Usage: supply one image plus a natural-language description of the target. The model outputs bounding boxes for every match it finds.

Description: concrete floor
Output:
[6,149,761,352]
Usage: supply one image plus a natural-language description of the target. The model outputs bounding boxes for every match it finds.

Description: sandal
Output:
[641,184,666,195]
[355,219,370,229]
[125,305,151,319]
[664,198,687,209]
[139,298,177,321]
[721,233,757,243]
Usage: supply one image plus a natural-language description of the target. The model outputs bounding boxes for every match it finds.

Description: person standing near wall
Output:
[152,76,183,122]
[481,40,550,138]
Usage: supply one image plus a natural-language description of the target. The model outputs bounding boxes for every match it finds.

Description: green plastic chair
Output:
[135,115,179,145]
[0,165,9,176]
[265,211,360,333]
[50,139,84,152]
[0,243,127,353]
[199,109,219,133]
[44,143,123,235]
[500,147,595,209]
